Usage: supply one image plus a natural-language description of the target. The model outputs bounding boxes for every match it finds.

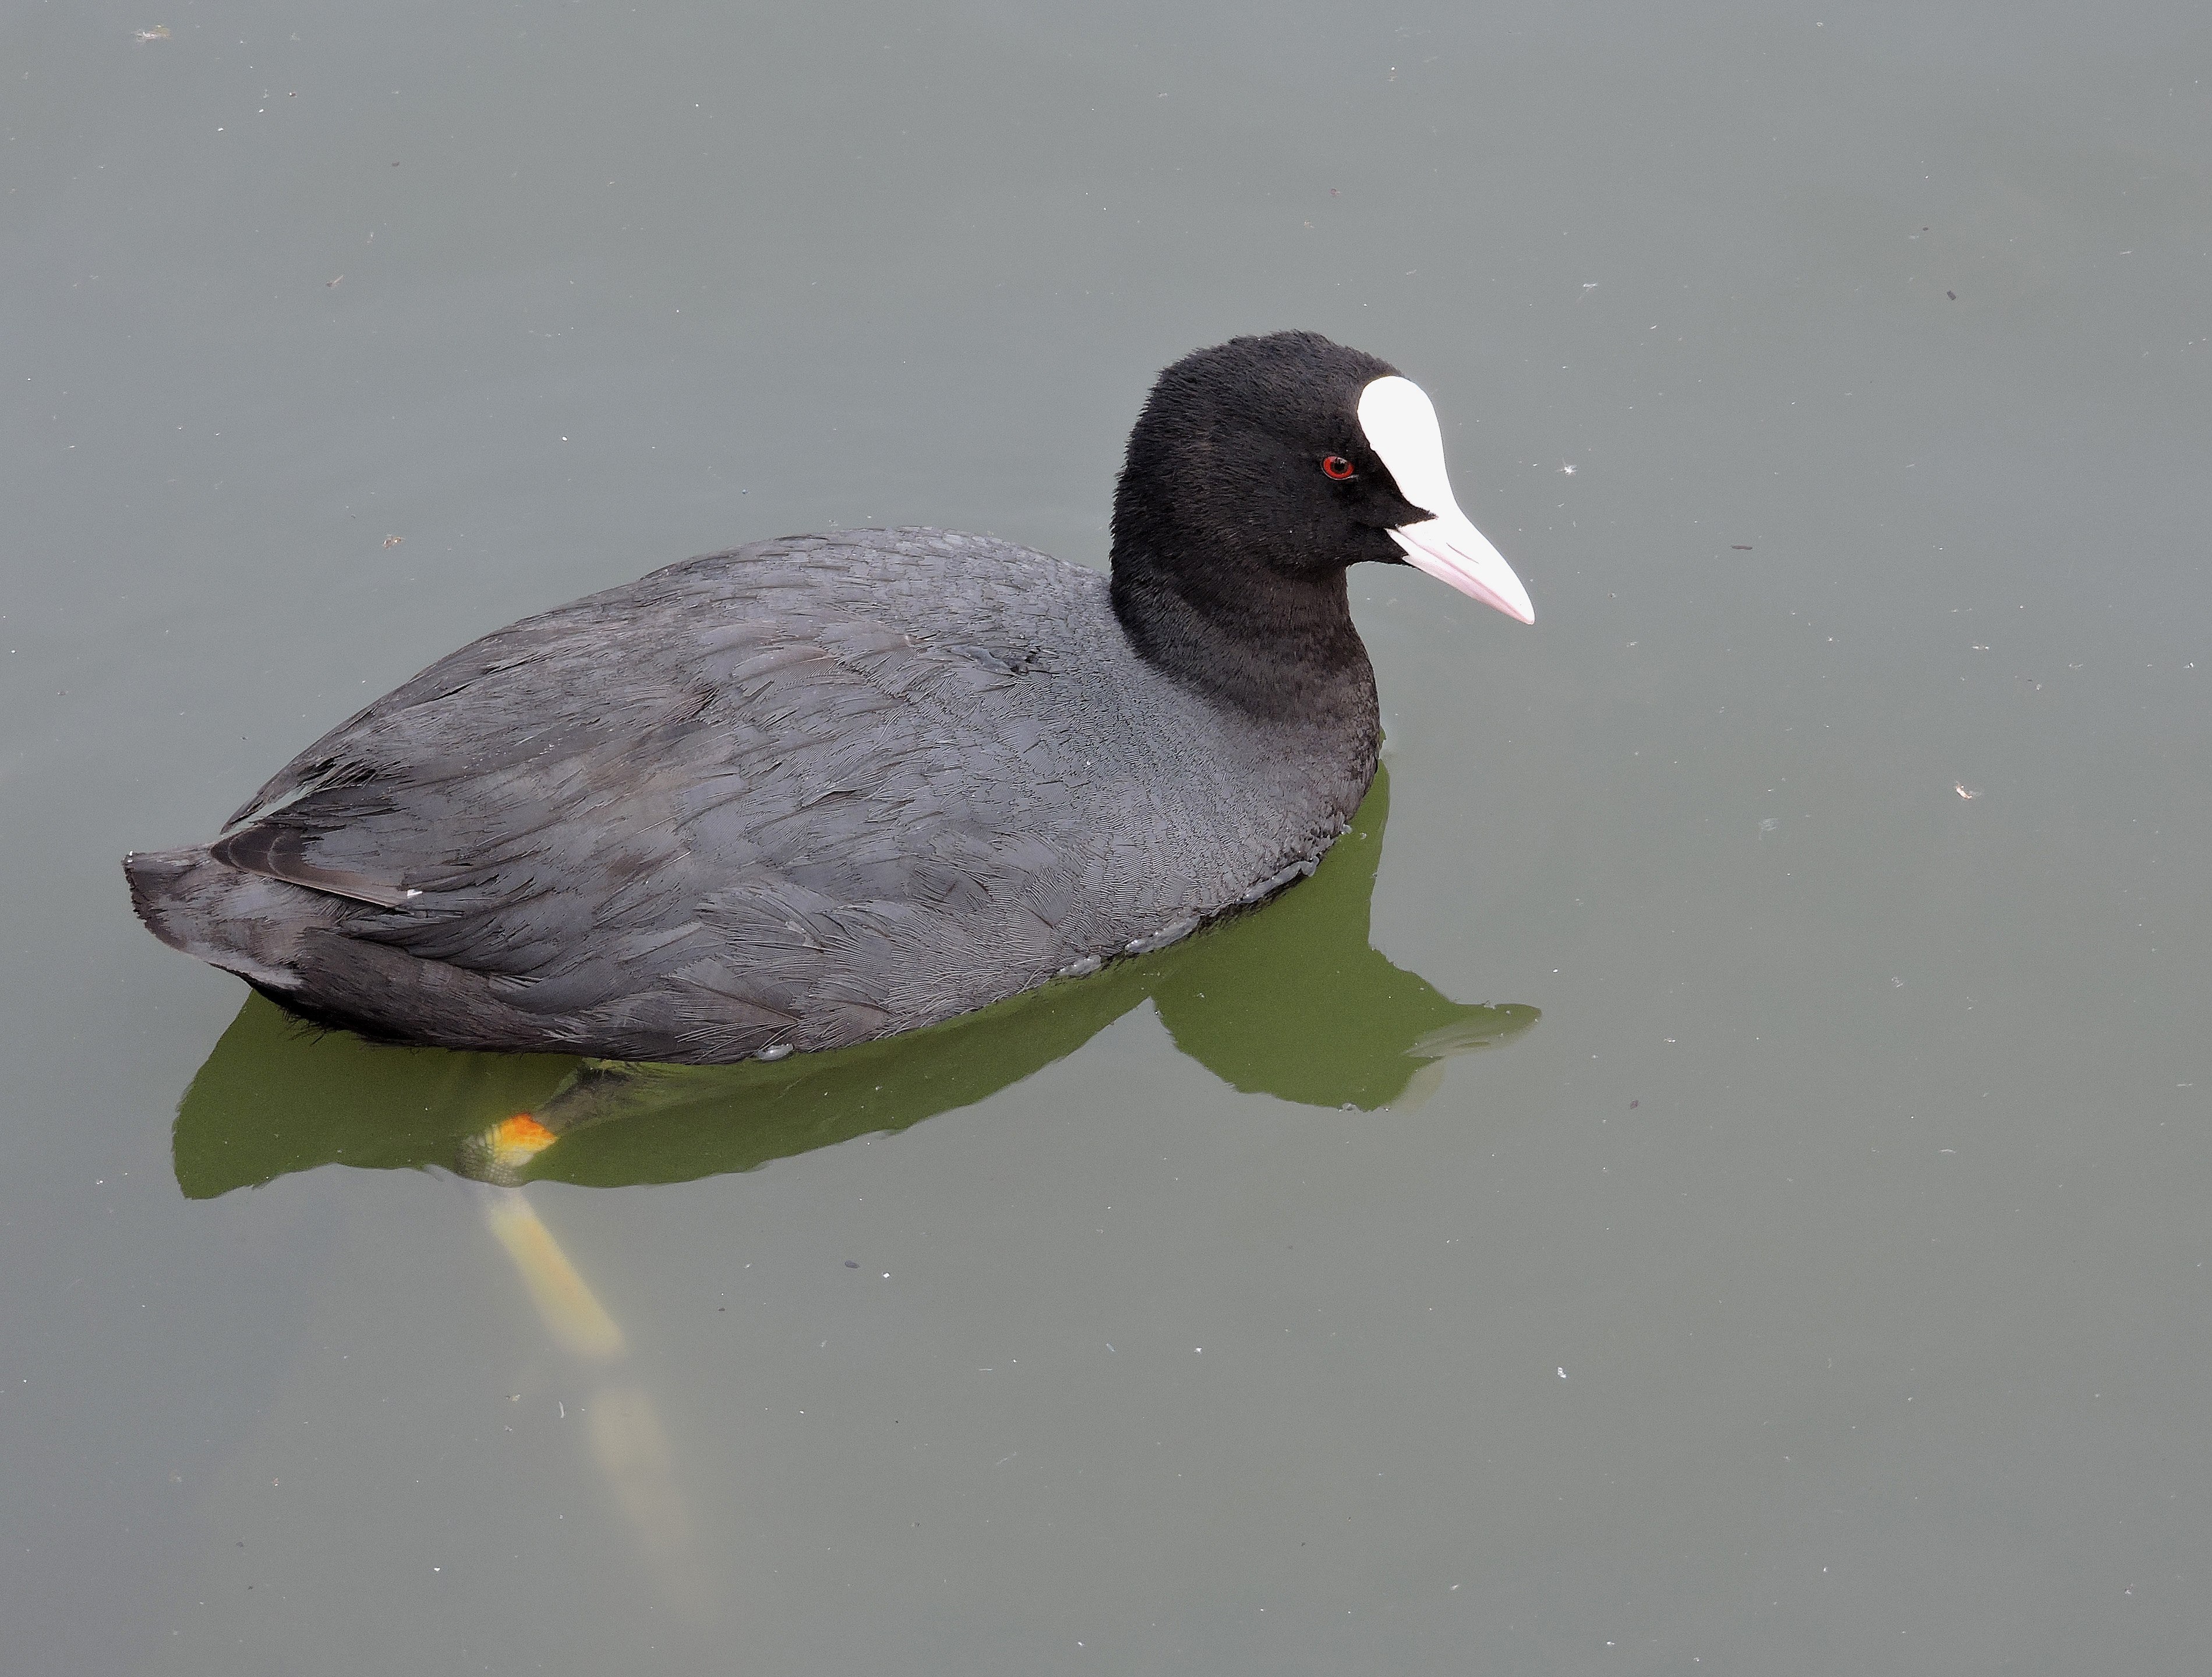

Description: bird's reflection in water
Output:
[167,766,1535,1605]
[175,767,1535,1195]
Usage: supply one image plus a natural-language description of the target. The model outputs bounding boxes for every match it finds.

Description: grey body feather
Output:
[128,530,1379,1062]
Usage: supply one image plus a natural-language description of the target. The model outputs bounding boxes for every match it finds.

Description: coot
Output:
[126,331,1532,1063]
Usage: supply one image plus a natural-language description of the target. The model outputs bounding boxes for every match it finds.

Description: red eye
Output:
[1321,454,1356,480]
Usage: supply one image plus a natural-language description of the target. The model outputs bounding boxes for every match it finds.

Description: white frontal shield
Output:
[1358,376,1535,625]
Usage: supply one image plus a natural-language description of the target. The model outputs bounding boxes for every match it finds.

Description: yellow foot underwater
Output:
[458,1112,560,1185]
[475,1187,626,1361]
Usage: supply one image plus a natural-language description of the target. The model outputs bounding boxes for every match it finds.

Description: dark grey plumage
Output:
[126,330,1519,1064]
[129,529,1376,1061]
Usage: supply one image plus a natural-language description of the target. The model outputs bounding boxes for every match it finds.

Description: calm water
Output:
[6,3,2209,1671]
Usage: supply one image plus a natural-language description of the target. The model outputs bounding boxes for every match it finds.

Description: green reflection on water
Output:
[172,767,1536,1197]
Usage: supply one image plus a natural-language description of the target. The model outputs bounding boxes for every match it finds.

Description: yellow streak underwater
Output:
[479,1190,626,1361]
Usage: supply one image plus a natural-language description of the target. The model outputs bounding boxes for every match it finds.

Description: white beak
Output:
[1357,376,1535,625]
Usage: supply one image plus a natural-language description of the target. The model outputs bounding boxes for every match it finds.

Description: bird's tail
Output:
[123,845,333,990]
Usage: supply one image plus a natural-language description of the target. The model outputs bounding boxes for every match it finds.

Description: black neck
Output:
[1108,542,1377,725]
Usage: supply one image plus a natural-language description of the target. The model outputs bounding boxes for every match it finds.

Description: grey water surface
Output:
[5,3,2209,1672]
